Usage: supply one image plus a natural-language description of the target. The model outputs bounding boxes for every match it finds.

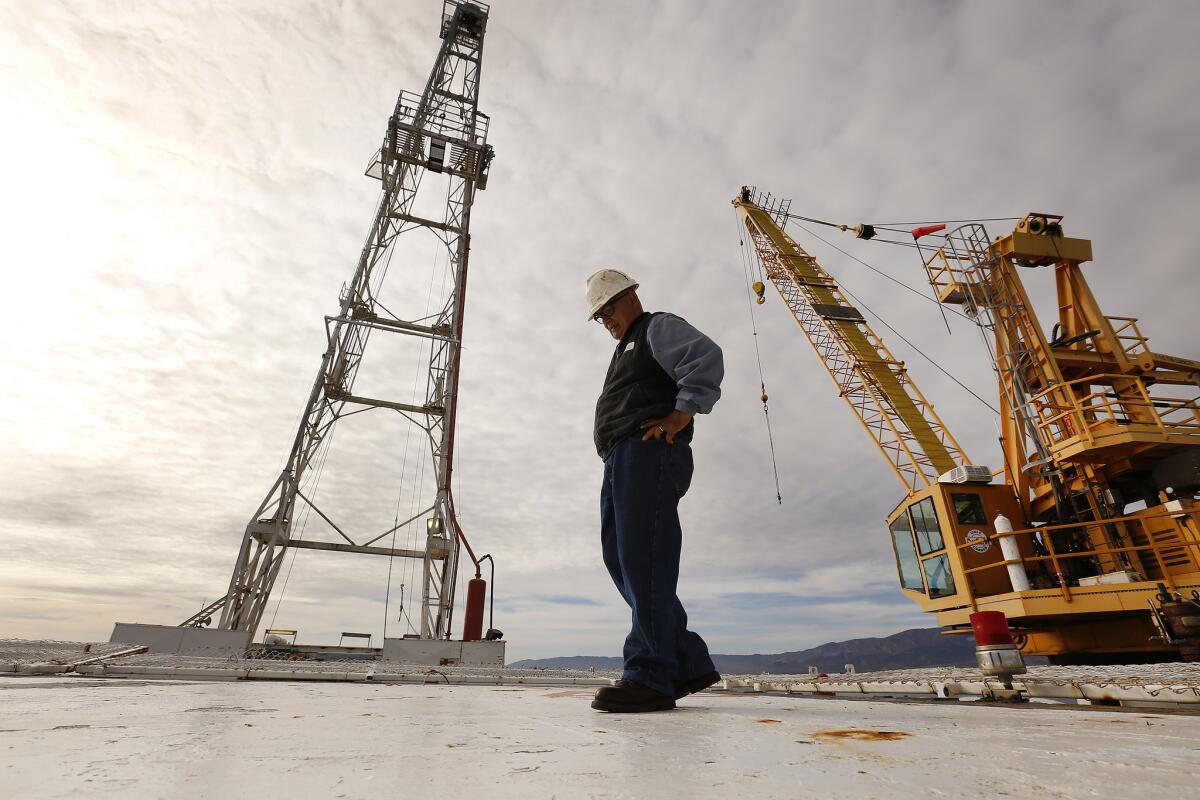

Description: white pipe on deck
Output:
[995,513,1032,592]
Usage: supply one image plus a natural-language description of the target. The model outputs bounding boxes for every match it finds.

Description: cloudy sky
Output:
[2,1,1197,661]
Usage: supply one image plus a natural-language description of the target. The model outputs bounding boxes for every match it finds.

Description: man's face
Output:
[597,290,641,340]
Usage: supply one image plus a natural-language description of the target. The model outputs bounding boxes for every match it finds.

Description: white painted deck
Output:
[3,674,1200,799]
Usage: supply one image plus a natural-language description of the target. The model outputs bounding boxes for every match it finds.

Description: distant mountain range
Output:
[508,627,988,674]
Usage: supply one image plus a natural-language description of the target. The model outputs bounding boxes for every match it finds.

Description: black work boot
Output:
[673,670,721,700]
[591,679,675,712]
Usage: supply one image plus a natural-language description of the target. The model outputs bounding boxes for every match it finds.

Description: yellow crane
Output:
[735,187,1200,663]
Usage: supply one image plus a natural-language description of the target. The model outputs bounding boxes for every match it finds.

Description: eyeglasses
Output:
[592,289,631,323]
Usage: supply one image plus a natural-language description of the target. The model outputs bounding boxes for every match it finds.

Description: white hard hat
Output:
[585,269,639,320]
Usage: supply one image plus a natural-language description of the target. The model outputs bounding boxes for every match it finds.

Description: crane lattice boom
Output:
[734,188,967,493]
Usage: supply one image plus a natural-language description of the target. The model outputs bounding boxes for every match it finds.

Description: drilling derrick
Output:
[199,1,495,640]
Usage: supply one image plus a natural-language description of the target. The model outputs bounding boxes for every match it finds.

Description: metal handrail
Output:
[949,506,1200,603]
[1026,373,1200,447]
[1106,315,1151,357]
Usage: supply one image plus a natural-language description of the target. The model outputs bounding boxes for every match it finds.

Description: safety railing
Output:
[1026,374,1200,450]
[954,506,1200,606]
[1106,315,1151,359]
[392,90,490,147]
[923,247,977,304]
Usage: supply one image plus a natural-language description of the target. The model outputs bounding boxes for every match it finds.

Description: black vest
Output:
[593,312,693,459]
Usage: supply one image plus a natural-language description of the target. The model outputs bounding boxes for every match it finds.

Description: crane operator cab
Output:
[886,467,1200,661]
[887,474,1037,615]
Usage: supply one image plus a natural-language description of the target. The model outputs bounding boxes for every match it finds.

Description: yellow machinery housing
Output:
[735,188,1200,663]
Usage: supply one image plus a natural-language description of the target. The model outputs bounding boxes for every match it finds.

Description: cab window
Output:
[889,516,924,591]
[910,498,944,555]
[952,493,987,525]
[922,554,957,597]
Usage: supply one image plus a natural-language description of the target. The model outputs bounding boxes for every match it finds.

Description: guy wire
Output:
[790,222,973,323]
[788,221,998,413]
[802,246,1001,415]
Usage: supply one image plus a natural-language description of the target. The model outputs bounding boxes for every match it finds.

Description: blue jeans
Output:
[601,436,715,696]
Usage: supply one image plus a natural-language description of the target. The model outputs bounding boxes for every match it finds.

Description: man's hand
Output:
[640,409,693,444]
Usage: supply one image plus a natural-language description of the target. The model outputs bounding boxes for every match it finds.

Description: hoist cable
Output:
[732,209,783,504]
[820,266,1001,416]
[871,228,947,238]
[784,212,843,229]
[268,436,335,631]
[273,172,424,632]
[860,237,936,249]
[867,216,1021,227]
[383,387,418,639]
[737,222,784,505]
[780,212,1019,233]
[790,222,974,323]
[384,198,450,638]
[912,236,953,335]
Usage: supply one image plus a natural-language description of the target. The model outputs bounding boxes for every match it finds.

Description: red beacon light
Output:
[969,611,1027,692]
[971,610,1015,646]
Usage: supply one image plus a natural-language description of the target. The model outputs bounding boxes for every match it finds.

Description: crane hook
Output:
[752,280,766,304]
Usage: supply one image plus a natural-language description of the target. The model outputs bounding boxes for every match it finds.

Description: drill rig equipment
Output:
[210,0,495,642]
[736,187,1200,663]
[733,189,969,495]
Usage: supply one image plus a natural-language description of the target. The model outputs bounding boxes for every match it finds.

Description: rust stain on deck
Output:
[813,729,911,742]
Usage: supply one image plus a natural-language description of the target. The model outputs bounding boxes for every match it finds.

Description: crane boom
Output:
[734,188,967,493]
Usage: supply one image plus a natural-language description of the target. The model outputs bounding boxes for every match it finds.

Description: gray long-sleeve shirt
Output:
[645,313,724,415]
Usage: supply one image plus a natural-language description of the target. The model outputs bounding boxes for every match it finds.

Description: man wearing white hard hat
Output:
[585,268,724,713]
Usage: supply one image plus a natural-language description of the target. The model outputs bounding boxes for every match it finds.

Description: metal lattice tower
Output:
[734,188,968,493]
[188,1,495,640]
[929,224,1070,505]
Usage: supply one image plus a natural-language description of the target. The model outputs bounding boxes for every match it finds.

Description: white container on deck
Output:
[994,513,1032,592]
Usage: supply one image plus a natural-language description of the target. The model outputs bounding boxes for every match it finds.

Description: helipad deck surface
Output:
[4,640,1200,798]
[4,674,1200,799]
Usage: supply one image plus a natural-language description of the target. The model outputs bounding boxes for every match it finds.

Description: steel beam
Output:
[386,211,463,235]
[288,540,430,560]
[330,391,444,416]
